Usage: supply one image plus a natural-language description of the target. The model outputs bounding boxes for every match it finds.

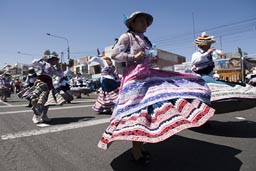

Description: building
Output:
[71,46,186,79]
[1,63,33,80]
[156,49,186,71]
[104,45,186,75]
[71,56,89,76]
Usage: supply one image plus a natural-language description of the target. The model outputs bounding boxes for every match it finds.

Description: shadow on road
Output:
[110,135,242,171]
[44,116,95,125]
[212,98,256,114]
[190,120,256,138]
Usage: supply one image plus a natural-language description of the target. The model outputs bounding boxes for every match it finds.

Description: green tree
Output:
[44,50,51,56]
[51,51,58,57]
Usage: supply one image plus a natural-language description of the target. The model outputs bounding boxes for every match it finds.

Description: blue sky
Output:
[1,0,256,68]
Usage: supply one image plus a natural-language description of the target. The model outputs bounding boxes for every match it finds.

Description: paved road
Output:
[0,93,256,171]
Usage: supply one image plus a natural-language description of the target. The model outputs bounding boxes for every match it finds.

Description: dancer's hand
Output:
[207,48,216,54]
[134,51,146,62]
[151,56,159,63]
[40,55,48,61]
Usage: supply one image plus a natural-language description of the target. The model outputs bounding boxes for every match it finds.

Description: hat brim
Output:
[3,72,11,75]
[125,12,153,29]
[47,56,59,61]
[193,39,217,46]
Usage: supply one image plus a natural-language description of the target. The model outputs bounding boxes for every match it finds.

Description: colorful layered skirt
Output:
[98,61,215,150]
[93,88,119,113]
[18,80,69,107]
[0,86,11,97]
[202,75,256,101]
[93,78,119,113]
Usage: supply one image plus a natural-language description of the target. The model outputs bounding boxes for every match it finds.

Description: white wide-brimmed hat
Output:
[193,32,217,46]
[46,55,59,62]
[125,11,153,29]
[3,71,11,75]
[28,67,36,75]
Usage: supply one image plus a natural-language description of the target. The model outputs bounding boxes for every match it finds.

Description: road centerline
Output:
[0,104,94,115]
[1,118,110,141]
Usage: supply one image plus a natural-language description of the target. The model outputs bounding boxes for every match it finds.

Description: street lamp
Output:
[14,62,23,79]
[46,33,70,60]
[17,51,34,60]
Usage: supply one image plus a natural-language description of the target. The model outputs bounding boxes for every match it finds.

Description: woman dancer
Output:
[191,32,225,76]
[88,56,120,113]
[53,72,73,104]
[19,55,66,124]
[23,67,37,107]
[0,71,12,102]
[98,11,215,164]
[192,32,256,102]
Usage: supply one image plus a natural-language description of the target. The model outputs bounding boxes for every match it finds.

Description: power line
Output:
[156,22,256,50]
[154,17,256,47]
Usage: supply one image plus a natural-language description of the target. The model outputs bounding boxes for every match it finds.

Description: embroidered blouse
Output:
[111,32,152,64]
[32,58,63,77]
[191,47,214,71]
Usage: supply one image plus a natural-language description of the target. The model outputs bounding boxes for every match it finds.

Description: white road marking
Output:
[0,99,95,108]
[36,123,51,127]
[1,118,110,141]
[0,104,93,115]
[235,117,246,120]
[0,104,30,108]
[0,100,13,106]
[72,100,96,103]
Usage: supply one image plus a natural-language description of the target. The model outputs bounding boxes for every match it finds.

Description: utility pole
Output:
[192,12,196,50]
[238,47,245,83]
[61,52,64,70]
[192,12,196,40]
[220,36,223,51]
